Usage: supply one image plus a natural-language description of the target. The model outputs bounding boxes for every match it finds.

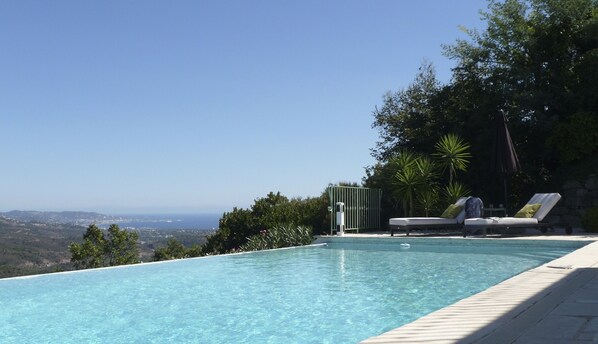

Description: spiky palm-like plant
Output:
[394,167,421,217]
[434,133,471,183]
[443,181,471,205]
[417,188,439,217]
[391,150,418,171]
[415,156,439,187]
[394,153,441,217]
[391,151,419,216]
[414,156,440,216]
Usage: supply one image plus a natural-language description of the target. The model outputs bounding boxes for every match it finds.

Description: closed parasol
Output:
[492,110,521,214]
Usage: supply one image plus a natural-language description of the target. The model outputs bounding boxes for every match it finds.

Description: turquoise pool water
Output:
[0,238,586,343]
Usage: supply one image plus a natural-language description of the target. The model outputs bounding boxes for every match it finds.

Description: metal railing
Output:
[327,186,382,234]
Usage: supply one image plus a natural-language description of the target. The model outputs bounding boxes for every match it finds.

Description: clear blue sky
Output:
[0,0,487,214]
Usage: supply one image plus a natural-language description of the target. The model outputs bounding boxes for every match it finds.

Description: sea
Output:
[99,213,221,231]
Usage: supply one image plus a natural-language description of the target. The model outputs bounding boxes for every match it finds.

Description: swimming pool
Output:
[0,238,587,343]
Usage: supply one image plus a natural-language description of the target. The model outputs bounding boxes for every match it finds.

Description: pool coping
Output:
[341,233,598,344]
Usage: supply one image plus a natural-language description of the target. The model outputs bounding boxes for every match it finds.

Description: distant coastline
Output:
[102,213,221,231]
[0,211,221,231]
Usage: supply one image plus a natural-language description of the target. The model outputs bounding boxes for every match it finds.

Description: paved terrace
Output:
[349,232,598,344]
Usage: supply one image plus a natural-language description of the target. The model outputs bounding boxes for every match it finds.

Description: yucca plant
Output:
[415,156,438,182]
[433,133,471,183]
[394,154,441,217]
[416,188,440,217]
[392,150,418,171]
[394,166,422,217]
[414,156,440,216]
[391,150,420,216]
[442,181,471,205]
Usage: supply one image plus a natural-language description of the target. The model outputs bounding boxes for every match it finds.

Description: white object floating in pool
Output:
[400,243,410,249]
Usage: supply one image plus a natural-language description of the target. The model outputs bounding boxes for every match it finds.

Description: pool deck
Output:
[351,231,598,344]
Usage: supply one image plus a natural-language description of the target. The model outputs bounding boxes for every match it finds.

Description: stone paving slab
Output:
[360,236,598,344]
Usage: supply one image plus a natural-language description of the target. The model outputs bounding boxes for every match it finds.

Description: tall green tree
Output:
[371,62,443,160]
[372,0,598,209]
[105,224,140,266]
[69,224,106,269]
[364,159,406,220]
[69,224,140,269]
[445,0,598,187]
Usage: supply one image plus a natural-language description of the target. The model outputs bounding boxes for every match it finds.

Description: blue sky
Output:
[0,0,487,214]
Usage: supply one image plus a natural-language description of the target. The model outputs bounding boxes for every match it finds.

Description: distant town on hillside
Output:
[0,210,126,227]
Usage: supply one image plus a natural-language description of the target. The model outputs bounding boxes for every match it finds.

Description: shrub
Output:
[153,239,188,261]
[153,239,205,261]
[202,191,327,254]
[582,207,598,233]
[239,225,313,252]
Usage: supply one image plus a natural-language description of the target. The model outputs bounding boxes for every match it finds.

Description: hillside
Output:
[0,217,212,279]
[0,217,82,278]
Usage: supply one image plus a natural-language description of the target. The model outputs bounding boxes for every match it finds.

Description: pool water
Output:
[0,238,586,343]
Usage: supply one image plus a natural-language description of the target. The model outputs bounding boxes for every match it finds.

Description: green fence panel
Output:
[327,186,382,234]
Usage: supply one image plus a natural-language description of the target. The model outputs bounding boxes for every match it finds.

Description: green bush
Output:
[239,225,313,252]
[582,207,598,233]
[153,238,204,261]
[153,239,188,261]
[202,191,327,255]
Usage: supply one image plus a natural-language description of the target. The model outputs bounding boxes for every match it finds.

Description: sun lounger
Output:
[389,197,469,236]
[463,193,561,237]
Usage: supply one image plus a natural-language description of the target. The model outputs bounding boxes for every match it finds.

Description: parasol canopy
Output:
[492,110,520,213]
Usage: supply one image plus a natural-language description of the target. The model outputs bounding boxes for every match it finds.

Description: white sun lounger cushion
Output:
[389,217,460,227]
[389,197,470,227]
[464,217,538,227]
[463,193,561,228]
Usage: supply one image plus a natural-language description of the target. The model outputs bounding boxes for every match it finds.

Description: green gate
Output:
[327,186,382,234]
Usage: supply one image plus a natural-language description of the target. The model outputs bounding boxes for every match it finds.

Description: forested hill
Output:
[0,216,84,278]
[0,210,123,226]
[0,216,211,279]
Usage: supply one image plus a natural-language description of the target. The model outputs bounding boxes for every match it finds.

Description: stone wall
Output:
[551,175,598,228]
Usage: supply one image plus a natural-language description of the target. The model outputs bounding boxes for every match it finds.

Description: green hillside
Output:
[0,217,211,279]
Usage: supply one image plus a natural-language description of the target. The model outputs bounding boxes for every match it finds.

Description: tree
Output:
[69,224,140,269]
[69,224,106,269]
[444,0,598,189]
[371,62,443,161]
[364,160,407,221]
[371,0,598,209]
[105,224,140,266]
